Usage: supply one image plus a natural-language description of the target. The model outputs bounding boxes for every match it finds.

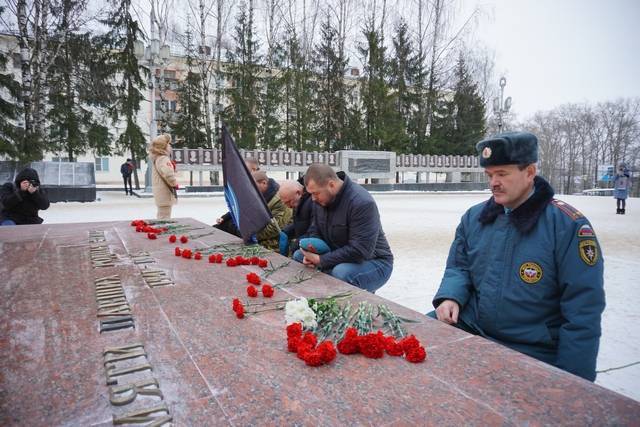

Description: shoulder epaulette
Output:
[551,199,584,221]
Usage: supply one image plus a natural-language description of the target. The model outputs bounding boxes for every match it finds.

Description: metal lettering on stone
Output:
[109,379,163,406]
[141,268,174,288]
[89,230,106,243]
[112,404,172,426]
[100,316,135,333]
[130,251,155,265]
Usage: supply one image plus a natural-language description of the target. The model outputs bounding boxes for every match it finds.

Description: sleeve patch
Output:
[551,199,584,220]
[579,239,598,266]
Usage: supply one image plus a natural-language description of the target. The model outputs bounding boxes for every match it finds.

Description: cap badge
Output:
[482,147,492,159]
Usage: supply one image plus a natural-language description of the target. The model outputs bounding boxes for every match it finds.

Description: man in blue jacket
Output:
[298,164,393,293]
[430,131,605,381]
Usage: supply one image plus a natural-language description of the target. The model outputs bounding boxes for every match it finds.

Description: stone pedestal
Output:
[1,219,639,425]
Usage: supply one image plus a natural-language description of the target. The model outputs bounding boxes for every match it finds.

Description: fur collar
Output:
[478,176,554,234]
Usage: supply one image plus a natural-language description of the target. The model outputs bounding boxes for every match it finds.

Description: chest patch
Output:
[519,262,543,284]
[577,224,595,238]
[579,239,598,266]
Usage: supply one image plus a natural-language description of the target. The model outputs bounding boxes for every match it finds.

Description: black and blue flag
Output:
[221,126,272,242]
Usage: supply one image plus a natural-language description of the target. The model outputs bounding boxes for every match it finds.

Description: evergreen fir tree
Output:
[357,23,401,152]
[314,16,348,152]
[172,30,207,149]
[47,32,112,161]
[0,13,23,160]
[389,19,417,153]
[258,39,285,150]
[281,33,316,151]
[431,54,486,154]
[449,54,486,154]
[224,0,261,149]
[99,0,147,188]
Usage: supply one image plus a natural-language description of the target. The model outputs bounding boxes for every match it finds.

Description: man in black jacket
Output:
[298,164,393,293]
[0,167,50,225]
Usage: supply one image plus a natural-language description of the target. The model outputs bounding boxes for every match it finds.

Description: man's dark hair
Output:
[304,163,338,187]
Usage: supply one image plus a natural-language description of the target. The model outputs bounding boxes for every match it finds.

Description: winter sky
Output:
[468,0,640,119]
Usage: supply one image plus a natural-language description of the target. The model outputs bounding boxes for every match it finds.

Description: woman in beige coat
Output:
[149,134,178,219]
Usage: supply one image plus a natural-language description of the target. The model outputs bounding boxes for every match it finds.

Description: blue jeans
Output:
[0,219,16,226]
[330,259,393,293]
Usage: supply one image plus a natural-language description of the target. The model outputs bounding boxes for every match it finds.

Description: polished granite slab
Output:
[1,219,639,426]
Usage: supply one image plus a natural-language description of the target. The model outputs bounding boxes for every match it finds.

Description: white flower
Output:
[285,297,317,329]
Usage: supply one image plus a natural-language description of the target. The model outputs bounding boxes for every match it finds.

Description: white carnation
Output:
[285,298,317,329]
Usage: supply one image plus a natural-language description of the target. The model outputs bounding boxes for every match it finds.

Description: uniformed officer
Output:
[429,131,605,381]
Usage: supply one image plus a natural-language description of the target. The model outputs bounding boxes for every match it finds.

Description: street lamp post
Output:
[493,77,512,133]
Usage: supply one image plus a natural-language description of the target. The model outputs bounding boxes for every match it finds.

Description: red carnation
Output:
[258,259,268,268]
[232,299,245,319]
[359,333,385,359]
[303,350,324,367]
[286,322,303,338]
[182,249,192,259]
[242,258,251,265]
[302,332,318,347]
[194,252,202,260]
[287,336,301,352]
[296,341,314,360]
[247,285,258,297]
[384,337,404,357]
[169,235,177,243]
[405,346,427,363]
[399,335,421,353]
[180,235,188,244]
[215,253,224,263]
[235,305,245,319]
[261,284,274,298]
[147,232,157,240]
[317,341,337,364]
[246,272,261,285]
[337,337,359,355]
[174,247,182,256]
[135,226,143,232]
[235,255,244,264]
[250,256,260,265]
[344,327,358,339]
[226,258,237,267]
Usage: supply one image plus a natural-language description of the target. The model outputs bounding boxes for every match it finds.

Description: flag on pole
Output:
[220,126,272,242]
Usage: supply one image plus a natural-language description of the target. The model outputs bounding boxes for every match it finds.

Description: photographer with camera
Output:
[0,167,50,226]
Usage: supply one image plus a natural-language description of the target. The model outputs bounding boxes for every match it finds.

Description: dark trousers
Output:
[123,175,133,194]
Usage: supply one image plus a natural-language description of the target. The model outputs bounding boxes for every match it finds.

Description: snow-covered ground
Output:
[39,190,640,402]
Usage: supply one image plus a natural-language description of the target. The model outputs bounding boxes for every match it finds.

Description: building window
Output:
[95,157,109,172]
